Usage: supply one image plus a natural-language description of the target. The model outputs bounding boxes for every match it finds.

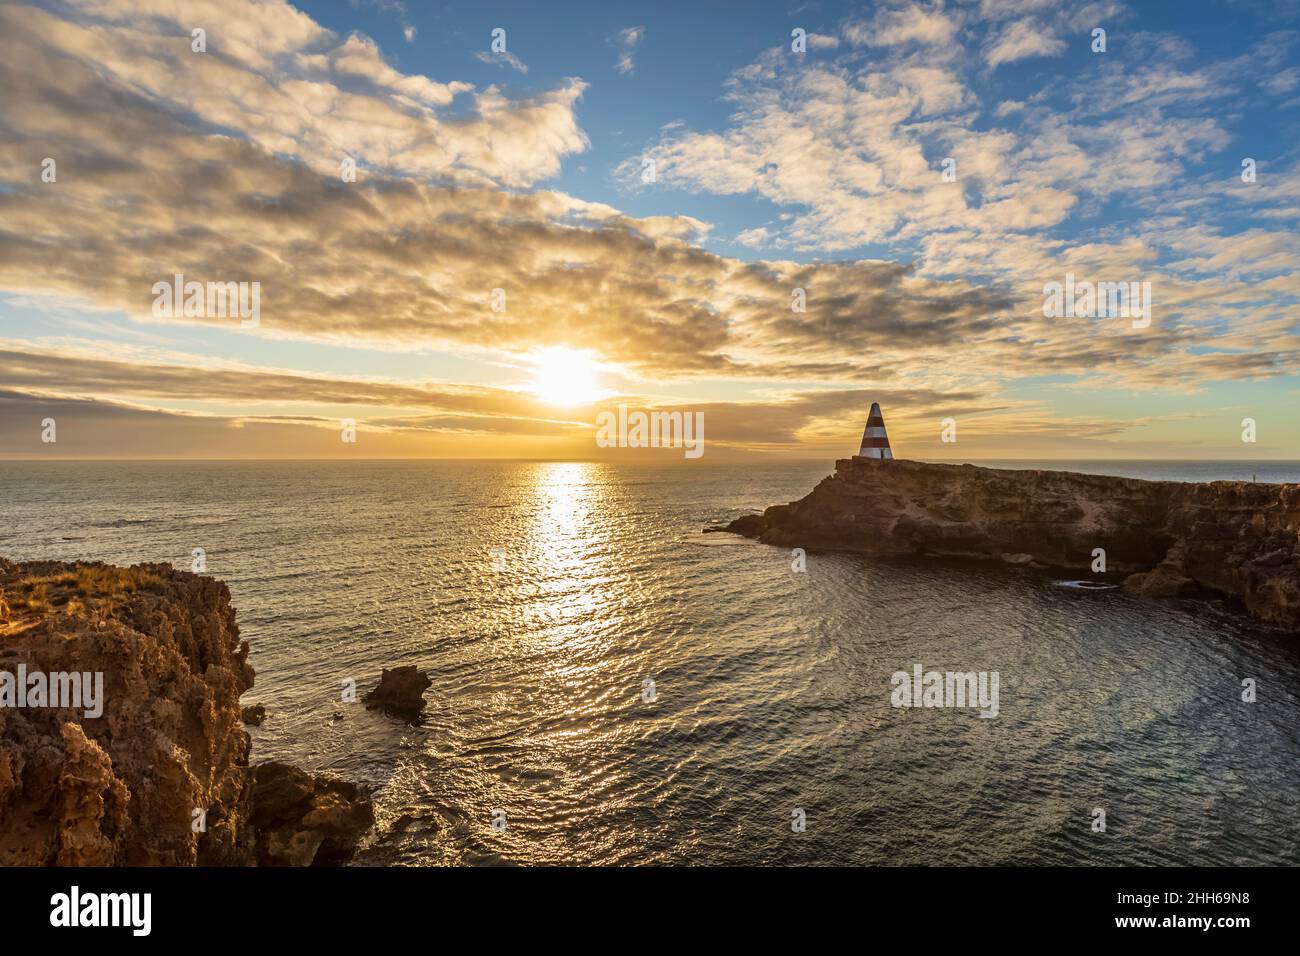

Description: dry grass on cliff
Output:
[16,581,50,612]
[0,563,169,628]
[67,564,167,597]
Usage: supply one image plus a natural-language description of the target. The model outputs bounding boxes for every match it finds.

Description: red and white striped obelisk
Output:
[856,402,893,460]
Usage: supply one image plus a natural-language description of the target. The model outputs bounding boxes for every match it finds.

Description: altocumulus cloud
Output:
[1,0,1245,388]
[1,0,1298,459]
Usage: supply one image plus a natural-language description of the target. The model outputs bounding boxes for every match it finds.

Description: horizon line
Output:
[3,457,1299,464]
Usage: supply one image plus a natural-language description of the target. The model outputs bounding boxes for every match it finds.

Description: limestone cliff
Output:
[715,458,1300,633]
[0,558,372,865]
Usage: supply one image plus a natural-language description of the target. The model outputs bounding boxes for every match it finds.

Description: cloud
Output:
[3,2,578,188]
[1,0,1297,462]
[843,3,960,47]
[806,33,841,50]
[1,6,1101,390]
[475,49,529,75]
[3,0,1294,404]
[978,0,1060,18]
[353,0,417,43]
[984,19,1066,67]
[2,357,1227,459]
[1263,67,1299,94]
[0,345,1016,458]
[626,3,1275,267]
[609,26,645,75]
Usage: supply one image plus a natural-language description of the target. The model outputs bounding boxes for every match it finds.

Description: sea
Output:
[2,459,1298,866]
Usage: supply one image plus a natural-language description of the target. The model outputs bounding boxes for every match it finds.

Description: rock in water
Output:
[716,458,1300,633]
[241,704,266,726]
[250,762,374,866]
[365,665,432,721]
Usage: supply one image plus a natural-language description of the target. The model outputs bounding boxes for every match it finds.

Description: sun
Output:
[529,346,602,406]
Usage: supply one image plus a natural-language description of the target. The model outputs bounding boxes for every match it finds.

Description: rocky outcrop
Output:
[0,558,373,865]
[713,458,1300,633]
[1121,541,1198,598]
[250,762,374,866]
[365,665,431,722]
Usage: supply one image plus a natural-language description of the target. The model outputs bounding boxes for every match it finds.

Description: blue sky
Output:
[298,0,1300,265]
[1,0,1298,459]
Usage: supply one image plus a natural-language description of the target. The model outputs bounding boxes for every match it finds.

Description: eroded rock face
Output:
[251,762,375,866]
[0,559,373,865]
[719,459,1300,633]
[1122,541,1198,598]
[0,559,256,865]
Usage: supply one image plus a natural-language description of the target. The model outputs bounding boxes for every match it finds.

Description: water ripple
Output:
[1,459,1297,865]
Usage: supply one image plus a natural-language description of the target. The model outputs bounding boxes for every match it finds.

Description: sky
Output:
[0,0,1297,460]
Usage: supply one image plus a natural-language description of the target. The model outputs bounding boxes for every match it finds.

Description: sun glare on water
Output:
[529,346,602,406]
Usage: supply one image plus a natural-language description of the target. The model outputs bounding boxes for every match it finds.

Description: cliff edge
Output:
[0,558,373,865]
[715,458,1300,633]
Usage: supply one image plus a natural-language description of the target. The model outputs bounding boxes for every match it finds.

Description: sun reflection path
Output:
[522,462,625,678]
[535,462,591,545]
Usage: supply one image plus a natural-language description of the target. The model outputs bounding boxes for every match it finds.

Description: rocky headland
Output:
[712,458,1300,633]
[0,558,374,866]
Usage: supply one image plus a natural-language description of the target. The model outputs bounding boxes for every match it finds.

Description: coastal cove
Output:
[1,459,1299,866]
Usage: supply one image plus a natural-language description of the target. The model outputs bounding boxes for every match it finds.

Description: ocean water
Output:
[2,459,1298,866]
